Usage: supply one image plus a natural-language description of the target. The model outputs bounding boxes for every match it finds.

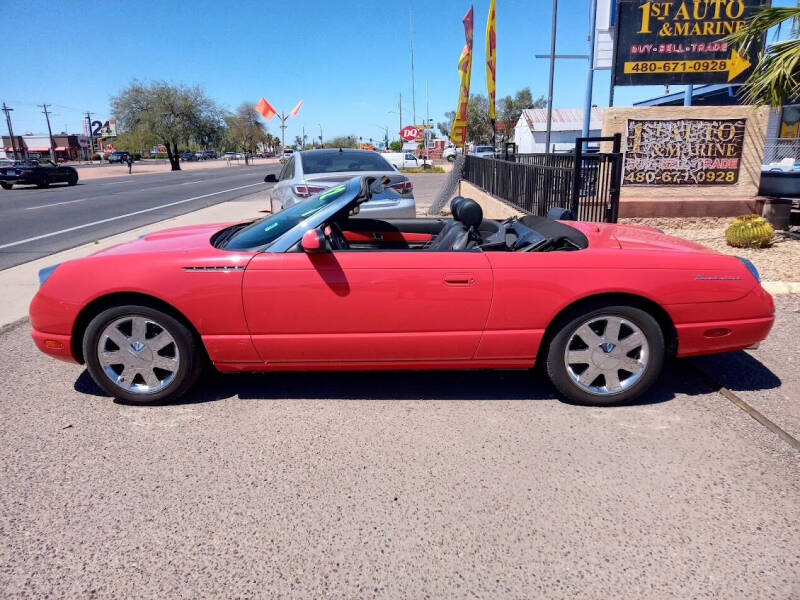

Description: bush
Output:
[725,215,774,248]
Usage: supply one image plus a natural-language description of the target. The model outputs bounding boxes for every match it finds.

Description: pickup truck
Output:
[0,159,79,189]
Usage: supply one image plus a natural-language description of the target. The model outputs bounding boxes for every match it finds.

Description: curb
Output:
[762,281,800,295]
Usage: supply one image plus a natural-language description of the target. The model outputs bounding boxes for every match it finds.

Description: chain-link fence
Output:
[763,138,800,164]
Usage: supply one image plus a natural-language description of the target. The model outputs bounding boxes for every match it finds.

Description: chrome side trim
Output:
[182,266,247,272]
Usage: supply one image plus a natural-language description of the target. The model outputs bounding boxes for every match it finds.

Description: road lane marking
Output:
[180,180,205,185]
[0,182,265,250]
[99,180,134,186]
[25,198,93,210]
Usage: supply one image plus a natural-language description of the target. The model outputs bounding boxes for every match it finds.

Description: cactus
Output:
[725,215,774,248]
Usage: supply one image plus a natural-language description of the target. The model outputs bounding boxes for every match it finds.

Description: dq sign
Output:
[399,126,420,142]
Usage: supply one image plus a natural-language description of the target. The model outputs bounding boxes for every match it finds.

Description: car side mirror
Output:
[264,173,278,183]
[301,229,328,253]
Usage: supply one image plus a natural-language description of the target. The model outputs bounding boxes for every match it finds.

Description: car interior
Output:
[314,196,589,253]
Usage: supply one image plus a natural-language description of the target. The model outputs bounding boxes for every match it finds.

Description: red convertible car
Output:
[30,176,774,406]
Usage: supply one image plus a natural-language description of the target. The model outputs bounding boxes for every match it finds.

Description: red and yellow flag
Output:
[289,100,304,118]
[486,0,497,121]
[451,6,474,147]
[255,98,276,120]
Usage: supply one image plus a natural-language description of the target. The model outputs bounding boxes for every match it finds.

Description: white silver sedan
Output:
[264,149,416,218]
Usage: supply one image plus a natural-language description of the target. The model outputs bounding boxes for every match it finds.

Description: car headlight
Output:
[736,257,760,282]
[38,264,60,287]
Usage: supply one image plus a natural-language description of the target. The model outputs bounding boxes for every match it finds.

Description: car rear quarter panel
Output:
[482,249,767,361]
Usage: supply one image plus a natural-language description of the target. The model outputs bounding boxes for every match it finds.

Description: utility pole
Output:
[318,123,323,148]
[302,125,305,150]
[582,0,598,151]
[545,0,557,154]
[278,111,289,150]
[85,112,94,161]
[409,8,417,126]
[399,92,403,131]
[535,1,590,153]
[39,104,57,162]
[2,102,19,160]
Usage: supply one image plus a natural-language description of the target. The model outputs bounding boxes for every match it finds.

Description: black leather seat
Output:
[427,197,483,251]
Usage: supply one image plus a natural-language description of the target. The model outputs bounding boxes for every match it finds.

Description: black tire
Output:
[67,173,78,186]
[545,303,665,406]
[0,182,12,190]
[36,175,50,188]
[446,154,455,163]
[83,304,204,404]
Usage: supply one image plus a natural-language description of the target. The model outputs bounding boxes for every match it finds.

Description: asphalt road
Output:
[0,297,797,598]
[0,164,279,271]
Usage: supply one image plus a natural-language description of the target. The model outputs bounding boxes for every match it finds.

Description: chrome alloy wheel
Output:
[96,316,180,394]
[563,315,649,396]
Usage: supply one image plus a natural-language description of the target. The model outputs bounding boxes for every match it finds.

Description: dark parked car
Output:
[181,151,199,162]
[108,151,134,164]
[198,150,217,160]
[0,159,78,189]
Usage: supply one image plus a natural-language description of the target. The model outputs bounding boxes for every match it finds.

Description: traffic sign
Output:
[400,126,419,142]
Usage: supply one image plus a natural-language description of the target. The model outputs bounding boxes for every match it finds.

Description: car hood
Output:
[91,222,238,256]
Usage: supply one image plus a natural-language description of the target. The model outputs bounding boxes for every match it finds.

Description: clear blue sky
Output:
[3,0,793,143]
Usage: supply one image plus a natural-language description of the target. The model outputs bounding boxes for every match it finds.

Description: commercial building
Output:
[2,134,90,161]
[513,108,605,153]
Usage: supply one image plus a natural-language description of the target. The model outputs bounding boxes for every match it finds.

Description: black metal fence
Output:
[462,135,622,223]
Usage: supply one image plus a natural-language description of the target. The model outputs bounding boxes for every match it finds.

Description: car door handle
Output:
[443,273,475,286]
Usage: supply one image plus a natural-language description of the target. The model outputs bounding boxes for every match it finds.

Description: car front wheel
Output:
[545,304,664,406]
[83,304,204,404]
[67,173,78,186]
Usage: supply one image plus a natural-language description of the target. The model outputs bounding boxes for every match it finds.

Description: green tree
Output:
[389,140,403,151]
[112,81,224,171]
[324,135,358,149]
[728,6,800,106]
[437,111,456,138]
[497,87,546,139]
[225,103,269,165]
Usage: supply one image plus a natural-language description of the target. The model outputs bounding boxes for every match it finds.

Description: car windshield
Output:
[302,150,393,174]
[475,146,493,152]
[223,184,349,250]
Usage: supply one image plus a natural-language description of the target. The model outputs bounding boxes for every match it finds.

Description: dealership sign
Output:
[623,118,746,185]
[613,0,766,86]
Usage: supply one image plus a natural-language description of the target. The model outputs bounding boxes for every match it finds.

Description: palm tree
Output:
[728,6,800,106]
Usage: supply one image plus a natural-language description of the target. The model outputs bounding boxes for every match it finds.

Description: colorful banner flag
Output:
[451,6,474,146]
[289,100,304,118]
[256,98,277,120]
[486,0,497,122]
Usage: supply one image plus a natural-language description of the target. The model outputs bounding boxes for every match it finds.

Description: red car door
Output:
[242,251,493,365]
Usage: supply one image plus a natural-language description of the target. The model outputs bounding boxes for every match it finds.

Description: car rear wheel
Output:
[83,305,204,404]
[0,182,12,190]
[545,304,664,406]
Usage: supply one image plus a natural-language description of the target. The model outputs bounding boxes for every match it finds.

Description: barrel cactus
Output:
[725,215,774,248]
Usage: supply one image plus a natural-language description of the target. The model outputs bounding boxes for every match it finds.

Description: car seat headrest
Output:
[450,196,467,220]
[457,198,483,228]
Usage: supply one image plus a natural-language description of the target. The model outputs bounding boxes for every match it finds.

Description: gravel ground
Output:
[620,217,800,282]
[1,302,798,598]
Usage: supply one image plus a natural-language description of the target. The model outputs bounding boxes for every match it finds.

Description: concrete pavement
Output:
[0,301,797,598]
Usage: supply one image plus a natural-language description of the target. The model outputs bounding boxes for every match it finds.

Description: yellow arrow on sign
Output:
[623,49,751,82]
